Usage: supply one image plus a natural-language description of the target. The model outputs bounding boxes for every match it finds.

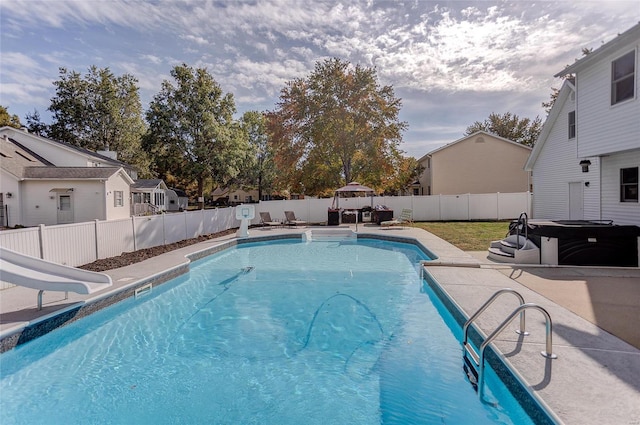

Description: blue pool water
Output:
[1,239,541,424]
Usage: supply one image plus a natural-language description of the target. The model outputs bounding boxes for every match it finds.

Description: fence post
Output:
[131,216,137,252]
[94,219,100,260]
[38,224,46,259]
[438,194,442,221]
[162,213,166,246]
[184,210,188,240]
[497,192,501,220]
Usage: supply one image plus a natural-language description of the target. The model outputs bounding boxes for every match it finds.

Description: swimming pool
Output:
[0,238,549,424]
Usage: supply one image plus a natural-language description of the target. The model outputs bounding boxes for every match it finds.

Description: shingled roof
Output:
[22,167,123,179]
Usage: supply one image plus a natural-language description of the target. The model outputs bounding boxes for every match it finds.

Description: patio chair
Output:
[284,210,307,227]
[259,212,282,228]
[380,208,413,228]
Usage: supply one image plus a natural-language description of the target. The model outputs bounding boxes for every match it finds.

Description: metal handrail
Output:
[477,303,557,397]
[515,211,528,249]
[462,288,528,348]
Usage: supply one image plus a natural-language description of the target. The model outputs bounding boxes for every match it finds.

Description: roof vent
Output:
[475,136,485,143]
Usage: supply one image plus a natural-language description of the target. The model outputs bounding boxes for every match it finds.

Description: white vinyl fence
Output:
[0,192,531,290]
[258,192,532,224]
[0,207,237,275]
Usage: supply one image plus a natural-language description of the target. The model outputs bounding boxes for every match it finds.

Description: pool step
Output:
[463,347,479,391]
[303,228,357,241]
[487,235,540,264]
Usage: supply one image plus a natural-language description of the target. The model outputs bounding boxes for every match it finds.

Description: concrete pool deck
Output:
[1,224,639,424]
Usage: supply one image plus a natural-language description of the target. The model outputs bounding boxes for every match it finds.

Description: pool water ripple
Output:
[1,239,539,424]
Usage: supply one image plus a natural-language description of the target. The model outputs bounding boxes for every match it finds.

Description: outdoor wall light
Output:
[585,181,590,187]
[5,192,12,198]
[580,160,591,173]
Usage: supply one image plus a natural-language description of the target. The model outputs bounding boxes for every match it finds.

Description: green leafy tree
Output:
[0,106,22,128]
[464,112,542,147]
[24,109,49,136]
[144,64,248,208]
[268,58,407,195]
[48,66,150,176]
[236,111,277,200]
[384,156,425,195]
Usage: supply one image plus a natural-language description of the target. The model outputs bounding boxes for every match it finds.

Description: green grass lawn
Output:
[413,221,511,251]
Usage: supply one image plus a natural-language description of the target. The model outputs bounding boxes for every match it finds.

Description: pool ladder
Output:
[462,288,557,397]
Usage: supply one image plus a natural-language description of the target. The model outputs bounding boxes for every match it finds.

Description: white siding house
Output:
[0,126,137,179]
[1,129,135,227]
[526,23,640,226]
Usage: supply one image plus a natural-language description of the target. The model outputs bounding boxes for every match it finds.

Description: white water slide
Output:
[0,246,112,310]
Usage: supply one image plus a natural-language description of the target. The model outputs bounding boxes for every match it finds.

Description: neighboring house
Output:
[168,188,189,211]
[228,188,259,205]
[0,126,138,179]
[131,179,171,214]
[525,23,639,226]
[416,131,532,195]
[1,133,133,226]
[212,187,261,206]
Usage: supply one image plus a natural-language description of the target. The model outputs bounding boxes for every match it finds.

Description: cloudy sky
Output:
[1,1,638,158]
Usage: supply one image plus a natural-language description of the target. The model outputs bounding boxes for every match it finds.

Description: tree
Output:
[235,111,277,200]
[268,58,407,196]
[0,106,22,128]
[144,64,247,208]
[384,156,425,195]
[464,112,542,147]
[48,66,150,176]
[24,109,49,136]
[542,47,593,114]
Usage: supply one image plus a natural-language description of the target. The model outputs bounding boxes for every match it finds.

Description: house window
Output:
[568,111,576,139]
[154,192,164,206]
[611,50,635,105]
[114,191,124,207]
[413,188,419,196]
[620,167,638,202]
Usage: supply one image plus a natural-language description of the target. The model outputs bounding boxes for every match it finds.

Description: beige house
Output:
[417,131,532,195]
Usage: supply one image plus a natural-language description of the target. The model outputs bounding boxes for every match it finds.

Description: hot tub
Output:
[517,220,640,267]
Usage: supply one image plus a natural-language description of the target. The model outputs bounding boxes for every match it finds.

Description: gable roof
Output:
[0,126,135,171]
[418,130,531,162]
[557,23,640,77]
[524,80,575,171]
[131,179,167,190]
[1,135,51,179]
[22,166,133,183]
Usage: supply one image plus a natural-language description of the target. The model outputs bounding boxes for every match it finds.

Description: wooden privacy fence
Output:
[0,192,531,289]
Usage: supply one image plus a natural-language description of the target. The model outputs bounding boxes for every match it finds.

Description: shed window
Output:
[611,51,635,105]
[114,191,124,207]
[568,111,576,139]
[620,167,638,202]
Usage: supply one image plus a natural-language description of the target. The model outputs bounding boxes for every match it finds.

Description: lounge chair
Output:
[259,212,281,228]
[284,211,307,227]
[380,208,413,228]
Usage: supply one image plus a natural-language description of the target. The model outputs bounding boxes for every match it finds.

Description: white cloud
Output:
[181,34,210,46]
[140,54,163,65]
[2,0,639,156]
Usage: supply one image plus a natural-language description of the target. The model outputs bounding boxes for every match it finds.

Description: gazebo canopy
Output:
[335,182,375,196]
